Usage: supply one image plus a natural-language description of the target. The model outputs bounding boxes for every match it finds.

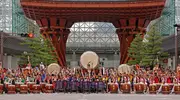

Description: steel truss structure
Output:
[0,0,12,33]
[148,0,175,36]
[176,0,180,24]
[12,0,39,35]
[67,22,119,53]
[0,0,39,35]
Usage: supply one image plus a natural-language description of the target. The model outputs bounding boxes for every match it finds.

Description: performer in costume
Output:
[157,74,167,93]
[154,73,159,83]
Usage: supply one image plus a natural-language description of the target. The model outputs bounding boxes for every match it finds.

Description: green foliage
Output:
[127,26,169,67]
[128,34,143,65]
[18,35,57,67]
[141,26,168,67]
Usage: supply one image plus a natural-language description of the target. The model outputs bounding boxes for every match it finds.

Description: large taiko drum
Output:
[118,64,131,74]
[135,83,145,93]
[108,83,118,93]
[15,82,23,92]
[5,82,10,88]
[20,85,28,94]
[121,83,131,93]
[45,84,54,93]
[174,84,180,94]
[149,84,157,94]
[0,84,3,94]
[162,84,170,94]
[47,63,60,75]
[27,82,35,93]
[80,51,99,69]
[40,83,46,92]
[7,85,16,94]
[32,85,41,93]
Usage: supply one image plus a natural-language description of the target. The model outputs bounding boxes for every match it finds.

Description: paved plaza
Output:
[0,93,180,100]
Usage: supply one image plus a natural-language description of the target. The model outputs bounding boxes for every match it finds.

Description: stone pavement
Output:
[0,93,180,100]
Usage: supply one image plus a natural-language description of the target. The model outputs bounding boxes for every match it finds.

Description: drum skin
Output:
[47,63,60,75]
[108,84,118,93]
[174,85,180,94]
[20,85,28,94]
[32,85,41,93]
[8,85,16,94]
[45,84,54,93]
[135,84,144,93]
[80,51,99,69]
[121,83,130,93]
[149,84,157,94]
[0,84,3,94]
[162,85,170,94]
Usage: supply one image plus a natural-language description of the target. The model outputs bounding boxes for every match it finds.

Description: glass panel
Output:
[148,0,175,36]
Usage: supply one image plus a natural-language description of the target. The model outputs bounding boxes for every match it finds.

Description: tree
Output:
[18,35,57,67]
[141,26,168,68]
[128,34,143,65]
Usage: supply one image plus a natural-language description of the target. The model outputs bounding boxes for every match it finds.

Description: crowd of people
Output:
[0,64,180,94]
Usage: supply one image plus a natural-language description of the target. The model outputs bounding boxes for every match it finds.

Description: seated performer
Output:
[154,73,159,83]
[153,64,159,74]
[166,74,172,84]
[122,74,130,84]
[170,76,178,94]
[157,75,170,93]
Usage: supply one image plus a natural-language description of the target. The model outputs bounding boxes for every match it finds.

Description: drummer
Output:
[157,74,171,93]
[121,73,130,84]
[170,75,179,94]
[138,74,147,92]
[153,73,160,83]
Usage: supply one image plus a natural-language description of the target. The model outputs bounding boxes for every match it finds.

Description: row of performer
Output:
[0,81,180,94]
